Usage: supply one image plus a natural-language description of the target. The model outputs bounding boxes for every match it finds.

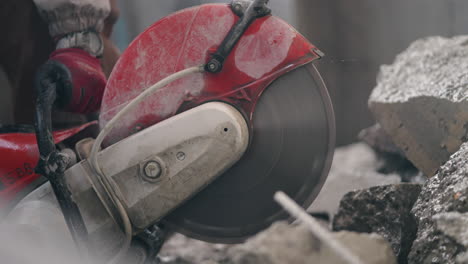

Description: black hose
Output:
[34,62,90,258]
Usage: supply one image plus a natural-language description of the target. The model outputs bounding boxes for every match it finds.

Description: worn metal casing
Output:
[66,103,249,231]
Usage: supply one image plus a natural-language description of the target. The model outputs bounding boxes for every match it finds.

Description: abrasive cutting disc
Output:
[163,64,335,243]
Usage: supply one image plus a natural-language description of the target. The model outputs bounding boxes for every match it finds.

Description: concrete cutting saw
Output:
[1,0,335,262]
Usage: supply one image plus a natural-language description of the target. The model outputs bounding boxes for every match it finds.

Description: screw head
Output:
[176,152,186,161]
[206,60,222,73]
[144,161,162,179]
[208,63,217,70]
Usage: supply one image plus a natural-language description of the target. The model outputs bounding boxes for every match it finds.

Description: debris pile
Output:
[160,36,468,264]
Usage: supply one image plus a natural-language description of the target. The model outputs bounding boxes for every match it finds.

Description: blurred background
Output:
[112,0,468,146]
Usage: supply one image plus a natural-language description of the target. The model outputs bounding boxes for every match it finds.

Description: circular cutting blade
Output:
[163,64,335,243]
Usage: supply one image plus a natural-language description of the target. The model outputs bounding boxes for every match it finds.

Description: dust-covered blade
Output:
[163,64,335,243]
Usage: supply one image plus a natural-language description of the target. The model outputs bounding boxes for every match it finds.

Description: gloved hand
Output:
[36,48,107,114]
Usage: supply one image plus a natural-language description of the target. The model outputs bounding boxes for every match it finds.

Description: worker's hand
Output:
[37,48,107,114]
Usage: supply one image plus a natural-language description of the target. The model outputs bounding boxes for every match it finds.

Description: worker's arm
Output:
[32,0,111,113]
[33,0,110,57]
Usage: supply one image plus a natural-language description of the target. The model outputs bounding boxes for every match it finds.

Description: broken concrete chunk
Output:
[409,142,468,264]
[225,222,397,264]
[369,36,468,176]
[333,184,422,264]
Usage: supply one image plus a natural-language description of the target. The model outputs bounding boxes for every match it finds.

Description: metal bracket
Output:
[205,0,271,73]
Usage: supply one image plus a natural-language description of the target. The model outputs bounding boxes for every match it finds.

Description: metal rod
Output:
[274,191,364,264]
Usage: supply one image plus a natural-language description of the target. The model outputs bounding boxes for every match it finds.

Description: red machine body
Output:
[100,4,322,144]
[0,3,325,219]
[0,122,95,207]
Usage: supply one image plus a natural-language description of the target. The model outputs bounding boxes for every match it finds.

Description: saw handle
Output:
[205,0,271,73]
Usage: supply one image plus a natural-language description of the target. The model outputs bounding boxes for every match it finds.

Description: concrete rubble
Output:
[409,142,468,264]
[369,36,468,177]
[224,222,397,264]
[160,222,397,264]
[324,36,468,264]
[333,184,422,264]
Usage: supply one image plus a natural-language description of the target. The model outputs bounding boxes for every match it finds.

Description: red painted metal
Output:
[49,48,107,114]
[0,122,96,207]
[100,4,322,145]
